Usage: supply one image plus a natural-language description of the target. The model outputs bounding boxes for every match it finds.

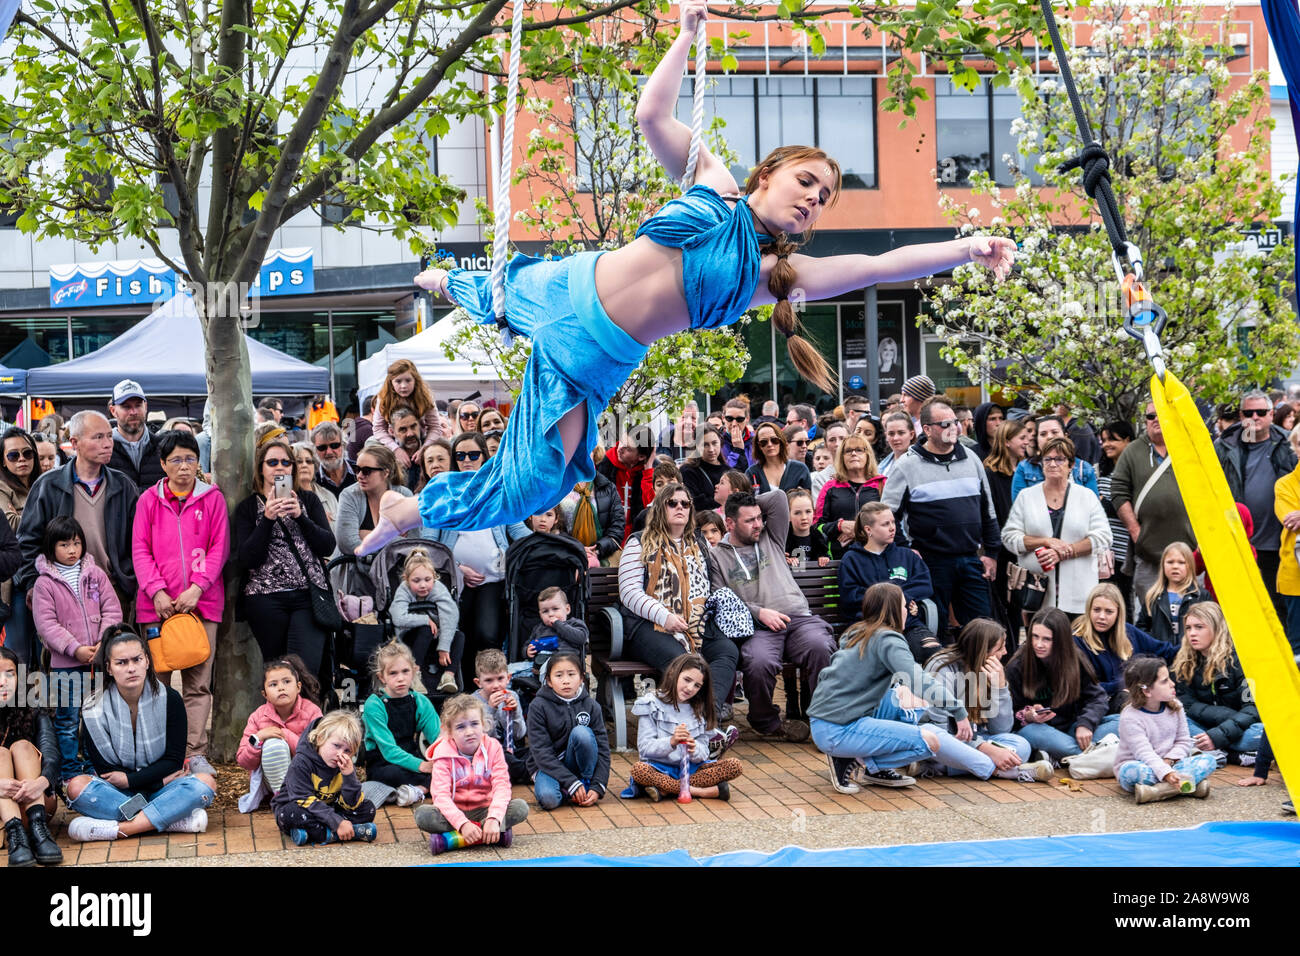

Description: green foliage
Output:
[923,0,1298,424]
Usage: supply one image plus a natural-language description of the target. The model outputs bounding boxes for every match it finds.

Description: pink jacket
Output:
[31,554,124,669]
[236,695,324,771]
[133,479,230,623]
[426,734,511,832]
[372,403,447,452]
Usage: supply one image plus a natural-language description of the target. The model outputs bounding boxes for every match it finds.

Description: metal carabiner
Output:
[1111,241,1144,287]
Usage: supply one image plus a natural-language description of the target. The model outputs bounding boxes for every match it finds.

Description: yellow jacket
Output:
[1274,467,1300,595]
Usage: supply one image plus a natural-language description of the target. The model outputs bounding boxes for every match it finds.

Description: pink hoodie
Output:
[236,695,324,771]
[426,734,511,832]
[133,479,230,623]
[31,554,123,669]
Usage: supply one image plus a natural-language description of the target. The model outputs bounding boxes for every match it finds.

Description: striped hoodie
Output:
[880,439,1000,559]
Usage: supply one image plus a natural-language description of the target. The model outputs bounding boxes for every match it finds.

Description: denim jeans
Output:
[1116,752,1217,792]
[1016,722,1083,761]
[69,775,214,831]
[1093,713,1122,742]
[1284,595,1300,657]
[50,666,93,781]
[1185,718,1265,754]
[810,711,934,775]
[929,731,1031,780]
[923,554,993,643]
[534,725,599,810]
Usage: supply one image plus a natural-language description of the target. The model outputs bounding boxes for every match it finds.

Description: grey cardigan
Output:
[388,579,459,653]
[921,657,1015,740]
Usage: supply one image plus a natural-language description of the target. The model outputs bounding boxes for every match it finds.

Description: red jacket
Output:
[236,695,324,771]
[596,446,647,545]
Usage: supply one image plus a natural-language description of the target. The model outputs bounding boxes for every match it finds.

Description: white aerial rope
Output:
[490,1,526,343]
[682,18,708,190]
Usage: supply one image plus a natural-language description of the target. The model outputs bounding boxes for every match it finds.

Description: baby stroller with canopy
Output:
[502,533,589,699]
[328,537,460,695]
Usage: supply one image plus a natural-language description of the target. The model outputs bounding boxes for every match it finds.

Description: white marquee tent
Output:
[357,315,516,407]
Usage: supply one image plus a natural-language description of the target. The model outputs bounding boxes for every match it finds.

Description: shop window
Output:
[936,77,1041,187]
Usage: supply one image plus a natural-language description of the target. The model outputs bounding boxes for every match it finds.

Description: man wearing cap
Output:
[107,379,165,488]
[901,375,936,434]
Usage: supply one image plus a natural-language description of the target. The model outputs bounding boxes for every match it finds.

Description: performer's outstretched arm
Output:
[636,0,737,196]
[750,236,1016,307]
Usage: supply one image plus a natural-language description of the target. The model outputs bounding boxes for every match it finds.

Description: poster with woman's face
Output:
[876,302,904,400]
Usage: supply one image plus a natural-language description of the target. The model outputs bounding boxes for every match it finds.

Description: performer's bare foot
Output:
[355,491,422,556]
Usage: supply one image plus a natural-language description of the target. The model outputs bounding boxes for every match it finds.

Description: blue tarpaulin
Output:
[438,822,1300,867]
[0,1,18,44]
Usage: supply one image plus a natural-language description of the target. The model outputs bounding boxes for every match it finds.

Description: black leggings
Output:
[274,800,375,842]
[401,624,466,686]
[364,760,429,790]
[622,616,739,719]
[245,590,329,678]
[458,581,505,683]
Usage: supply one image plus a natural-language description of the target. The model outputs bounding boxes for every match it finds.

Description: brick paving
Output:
[0,735,1276,865]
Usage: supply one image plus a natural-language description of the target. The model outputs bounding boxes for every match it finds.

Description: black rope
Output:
[1039,0,1130,261]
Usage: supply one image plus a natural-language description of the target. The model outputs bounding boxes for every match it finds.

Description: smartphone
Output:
[144,624,161,641]
[117,793,148,821]
[273,473,292,499]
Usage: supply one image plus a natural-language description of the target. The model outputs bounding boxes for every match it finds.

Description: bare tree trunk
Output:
[204,307,260,761]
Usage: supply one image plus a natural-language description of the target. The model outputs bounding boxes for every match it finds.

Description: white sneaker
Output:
[1016,759,1055,783]
[68,817,121,842]
[163,809,208,833]
[436,671,458,693]
[395,784,425,807]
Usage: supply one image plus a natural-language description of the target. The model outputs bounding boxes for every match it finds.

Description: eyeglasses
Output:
[925,420,958,429]
[844,447,867,455]
[757,438,780,448]
[725,415,746,423]
[5,449,33,462]
[165,456,199,467]
[1242,408,1271,418]
[665,498,692,509]
[1145,413,1159,421]
[789,439,808,447]
[315,441,342,452]
[456,451,483,462]
[263,458,292,468]
[354,465,387,477]
[1041,457,1070,466]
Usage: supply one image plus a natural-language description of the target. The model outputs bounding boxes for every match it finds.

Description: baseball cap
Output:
[112,379,146,404]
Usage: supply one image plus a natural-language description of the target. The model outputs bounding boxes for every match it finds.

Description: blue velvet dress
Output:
[419,186,770,531]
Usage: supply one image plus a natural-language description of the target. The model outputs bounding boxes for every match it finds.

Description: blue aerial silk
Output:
[0,1,20,43]
[1263,0,1300,275]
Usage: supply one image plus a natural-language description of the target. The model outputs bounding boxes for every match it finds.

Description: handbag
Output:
[1007,562,1048,612]
[1061,735,1119,779]
[287,532,344,632]
[149,612,211,673]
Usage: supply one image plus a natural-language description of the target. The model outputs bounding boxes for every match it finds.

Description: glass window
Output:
[937,77,1041,187]
[70,315,139,358]
[710,317,772,412]
[775,305,839,410]
[757,77,816,166]
[0,314,70,366]
[816,77,877,188]
[923,337,980,409]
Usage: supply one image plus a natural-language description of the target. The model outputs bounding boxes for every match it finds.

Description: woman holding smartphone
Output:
[233,439,336,677]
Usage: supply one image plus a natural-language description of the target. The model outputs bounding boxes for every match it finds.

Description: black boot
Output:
[3,818,35,867]
[25,806,63,865]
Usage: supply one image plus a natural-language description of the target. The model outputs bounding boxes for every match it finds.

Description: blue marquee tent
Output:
[25,293,328,397]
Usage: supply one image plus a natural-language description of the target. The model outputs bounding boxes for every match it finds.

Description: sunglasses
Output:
[724,415,746,423]
[1145,413,1159,421]
[665,498,692,509]
[757,438,781,448]
[456,451,483,462]
[1242,408,1271,418]
[354,465,387,477]
[315,441,342,452]
[263,458,292,468]
[459,411,479,419]
[926,420,958,429]
[789,439,808,447]
[5,449,33,462]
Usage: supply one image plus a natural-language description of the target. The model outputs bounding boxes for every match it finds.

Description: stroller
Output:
[327,537,460,692]
[502,533,589,699]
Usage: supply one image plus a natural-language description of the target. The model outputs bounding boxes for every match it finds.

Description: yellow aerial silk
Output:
[1152,371,1299,808]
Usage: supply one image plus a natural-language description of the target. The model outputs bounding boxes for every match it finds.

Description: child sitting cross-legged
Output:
[628,653,744,802]
[526,586,589,679]
[1114,656,1216,803]
[361,641,440,807]
[236,655,323,812]
[272,710,378,846]
[415,693,530,855]
[472,649,530,784]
